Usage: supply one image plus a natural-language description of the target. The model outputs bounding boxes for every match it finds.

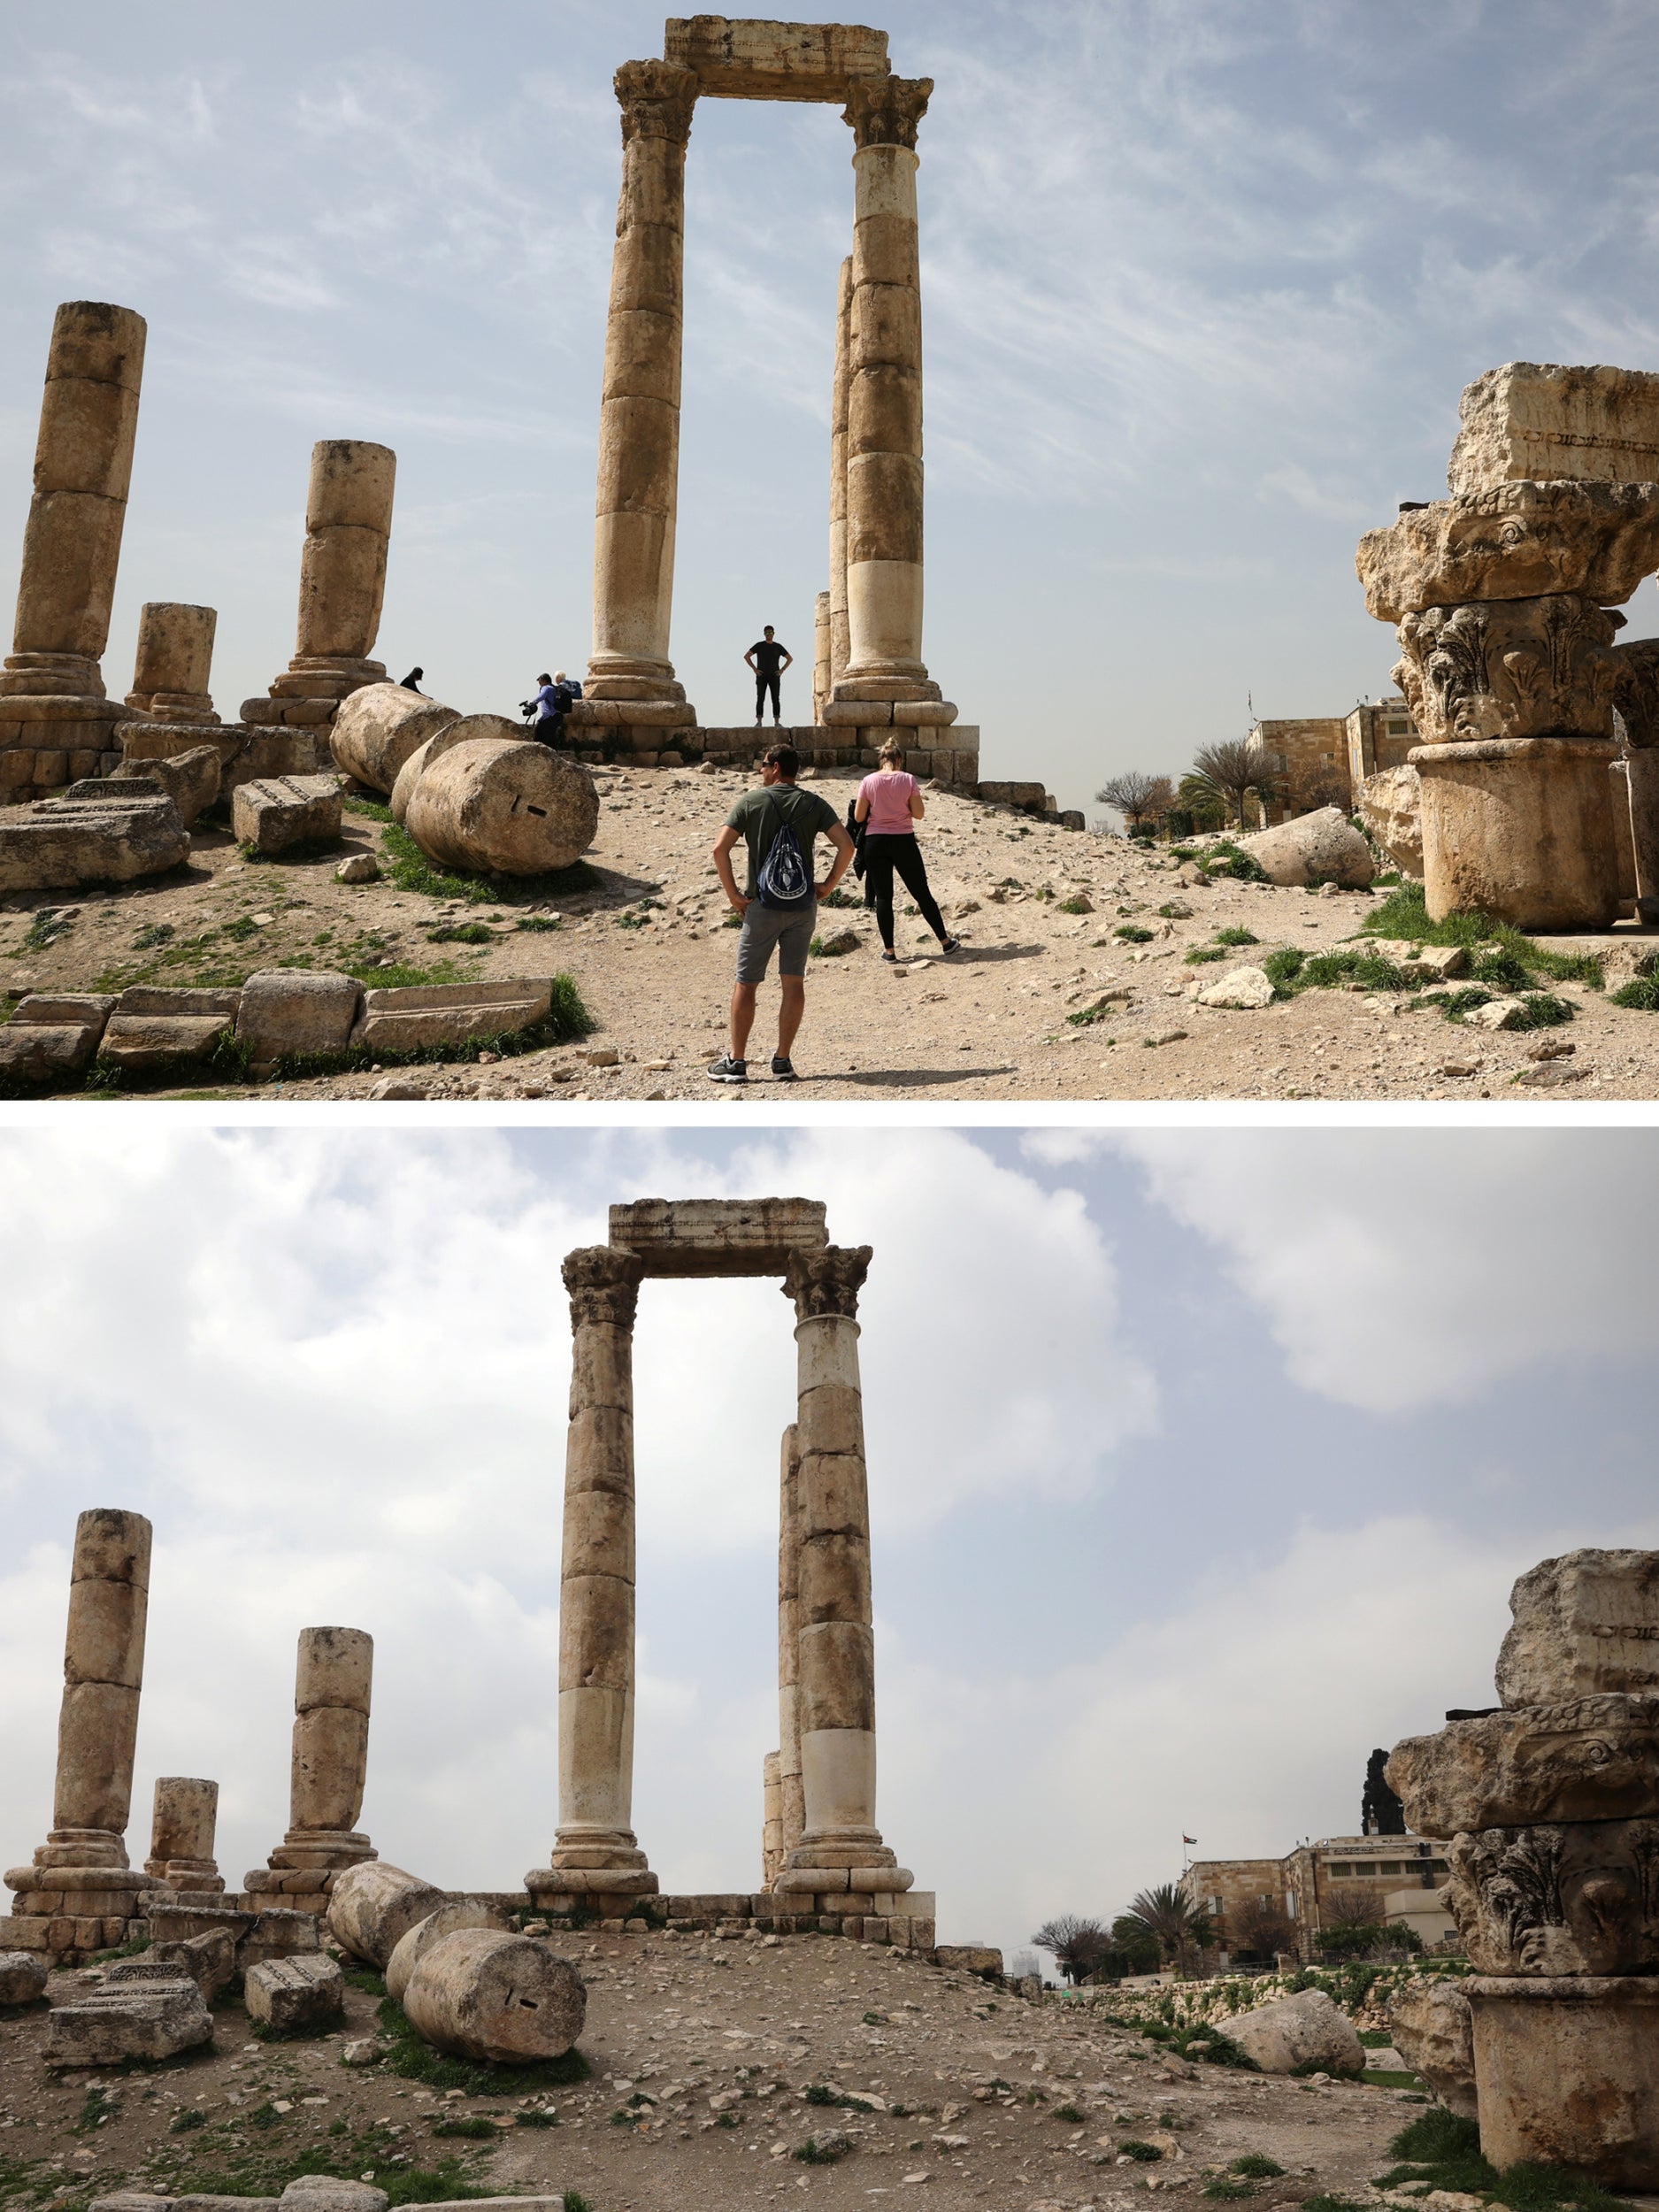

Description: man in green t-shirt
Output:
[708,741,855,1083]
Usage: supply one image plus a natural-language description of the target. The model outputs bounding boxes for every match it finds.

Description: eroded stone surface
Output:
[1448,363,1659,495]
[326,1862,445,1969]
[1387,1695,1659,1833]
[234,972,361,1073]
[1388,1977,1476,2117]
[0,792,187,893]
[1357,480,1659,621]
[243,1953,344,2030]
[1468,1973,1659,2188]
[403,740,598,877]
[1357,764,1424,877]
[1497,1548,1659,1706]
[1448,1818,1659,1976]
[401,1927,586,2063]
[1242,806,1374,889]
[43,1978,211,2063]
[231,774,342,856]
[1223,1986,1364,2077]
[0,1952,48,2005]
[1394,594,1622,748]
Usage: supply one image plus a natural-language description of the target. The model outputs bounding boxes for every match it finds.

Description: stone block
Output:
[1498,1548,1659,1705]
[934,1945,1002,1977]
[1413,735,1622,931]
[1222,1986,1364,2077]
[150,1924,238,1997]
[1359,480,1659,622]
[1242,805,1374,888]
[232,773,342,856]
[130,745,221,826]
[0,1917,51,1951]
[1388,1694,1659,1832]
[1358,764,1425,878]
[349,976,554,1055]
[0,1018,101,1087]
[0,1951,48,2003]
[1467,1973,1659,2188]
[44,1978,212,2062]
[278,2184,388,2212]
[664,15,889,98]
[1448,362,1659,495]
[98,1013,232,1077]
[977,780,1048,810]
[244,1951,344,2029]
[608,1198,829,1277]
[234,970,361,1074]
[240,1909,322,1967]
[0,791,188,892]
[1448,1818,1659,1975]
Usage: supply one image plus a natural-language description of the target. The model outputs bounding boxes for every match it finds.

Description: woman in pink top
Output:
[853,738,961,963]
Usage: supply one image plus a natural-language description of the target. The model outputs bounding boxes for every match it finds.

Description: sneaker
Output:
[941,935,963,955]
[771,1055,799,1081]
[880,949,898,964]
[706,1055,748,1083]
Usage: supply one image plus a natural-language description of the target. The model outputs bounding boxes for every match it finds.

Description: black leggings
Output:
[863,832,949,949]
[756,672,780,719]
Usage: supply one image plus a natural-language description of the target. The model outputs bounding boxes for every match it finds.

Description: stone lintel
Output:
[607,1196,829,1277]
[664,16,890,100]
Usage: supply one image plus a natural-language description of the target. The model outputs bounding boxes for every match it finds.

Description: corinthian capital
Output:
[616,59,699,148]
[842,73,932,151]
[564,1246,645,1331]
[783,1244,872,1323]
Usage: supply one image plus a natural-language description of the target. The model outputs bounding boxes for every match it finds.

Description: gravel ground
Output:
[5,762,1659,1103]
[1,1934,1430,2212]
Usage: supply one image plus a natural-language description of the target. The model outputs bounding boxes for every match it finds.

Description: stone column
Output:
[3,1510,155,1957]
[777,1248,910,1905]
[0,302,145,791]
[584,61,699,725]
[245,1625,376,1913]
[776,1421,806,1863]
[1615,641,1659,922]
[811,592,831,728]
[242,441,396,729]
[526,1246,657,1907]
[145,1777,223,1893]
[827,255,854,698]
[126,602,219,725]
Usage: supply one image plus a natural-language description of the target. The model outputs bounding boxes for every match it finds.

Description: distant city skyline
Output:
[3,2,1658,812]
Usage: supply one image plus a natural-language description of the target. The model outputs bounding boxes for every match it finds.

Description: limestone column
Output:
[827,255,855,697]
[776,1422,806,1862]
[126,602,219,725]
[833,80,941,704]
[245,1626,376,1910]
[242,441,395,729]
[3,1510,155,1953]
[145,1777,223,1893]
[526,1246,657,1905]
[0,301,145,789]
[778,1248,909,1901]
[812,591,832,728]
[584,61,699,725]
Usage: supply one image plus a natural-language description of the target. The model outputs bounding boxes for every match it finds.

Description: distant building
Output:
[1180,1832,1453,1962]
[1248,700,1419,824]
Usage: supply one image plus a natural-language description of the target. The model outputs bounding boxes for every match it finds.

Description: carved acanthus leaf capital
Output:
[616,59,699,148]
[564,1246,645,1331]
[842,73,932,151]
[783,1243,872,1322]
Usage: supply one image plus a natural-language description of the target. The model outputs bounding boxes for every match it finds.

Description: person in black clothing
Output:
[744,626,792,726]
[399,666,426,693]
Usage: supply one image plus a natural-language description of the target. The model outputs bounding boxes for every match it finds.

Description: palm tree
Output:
[1120,1883,1211,1970]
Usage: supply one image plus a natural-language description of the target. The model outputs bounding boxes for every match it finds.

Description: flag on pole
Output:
[1183,1835,1197,1845]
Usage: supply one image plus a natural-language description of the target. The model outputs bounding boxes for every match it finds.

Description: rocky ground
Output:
[0,1935,1434,2212]
[5,762,1659,1103]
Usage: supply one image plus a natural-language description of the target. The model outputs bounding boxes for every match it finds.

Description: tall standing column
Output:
[584,60,699,724]
[0,302,144,792]
[776,1421,806,1868]
[526,1247,657,1908]
[246,1625,377,1916]
[3,1510,155,1959]
[826,256,855,698]
[777,1248,912,1909]
[242,441,396,730]
[126,602,219,725]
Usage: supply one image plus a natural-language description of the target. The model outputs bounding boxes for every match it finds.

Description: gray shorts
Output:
[736,897,817,984]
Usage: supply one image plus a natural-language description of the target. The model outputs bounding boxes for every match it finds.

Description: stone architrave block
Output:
[1447,1818,1659,1976]
[1448,363,1659,495]
[130,745,221,826]
[0,791,188,893]
[97,1014,232,1077]
[44,1978,212,2063]
[608,1198,829,1277]
[1223,1986,1365,2077]
[1498,1549,1659,1706]
[0,1013,104,1088]
[238,1909,322,1968]
[1387,1695,1659,1832]
[0,1951,49,2004]
[349,977,553,1055]
[664,16,889,98]
[243,1952,344,2030]
[150,1925,237,1998]
[1357,481,1659,622]
[232,774,342,856]
[234,972,362,1074]
[933,1945,1002,1977]
[1389,1978,1477,2116]
[977,780,1048,810]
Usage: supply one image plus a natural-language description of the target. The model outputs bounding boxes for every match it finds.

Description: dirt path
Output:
[1,1936,1426,2212]
[5,763,1659,1103]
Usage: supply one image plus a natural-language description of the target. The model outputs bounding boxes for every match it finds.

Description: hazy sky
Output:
[2,1125,1653,1961]
[4,2,1659,812]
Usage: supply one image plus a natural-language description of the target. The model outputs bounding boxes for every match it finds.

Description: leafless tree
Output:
[1032,1914,1110,1985]
[1094,771,1175,834]
[1189,738,1279,827]
[1229,1895,1294,1961]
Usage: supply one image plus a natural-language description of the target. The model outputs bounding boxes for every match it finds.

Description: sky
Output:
[4,2,1659,814]
[1,1124,1653,1962]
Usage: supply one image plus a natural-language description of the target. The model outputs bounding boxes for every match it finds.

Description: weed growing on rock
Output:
[1375,2107,1624,2212]
[1360,882,1604,986]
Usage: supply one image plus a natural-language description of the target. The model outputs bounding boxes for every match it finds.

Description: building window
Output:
[1386,720,1408,735]
[1378,1862,1402,1876]
[1349,1863,1378,1877]
[1329,1865,1351,1878]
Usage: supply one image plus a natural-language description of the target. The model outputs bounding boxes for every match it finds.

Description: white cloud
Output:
[1029,1129,1659,1415]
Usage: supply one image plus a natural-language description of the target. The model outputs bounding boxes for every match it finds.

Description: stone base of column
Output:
[4,1850,159,1963]
[243,1828,376,1916]
[0,695,135,800]
[526,1828,659,1903]
[549,719,979,787]
[1412,736,1621,929]
[242,655,388,729]
[125,692,219,726]
[1468,1974,1659,2189]
[144,1855,224,1893]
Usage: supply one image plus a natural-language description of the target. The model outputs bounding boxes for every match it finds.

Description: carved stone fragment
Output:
[1389,1978,1476,2116]
[1393,594,1623,747]
[1496,1548,1659,1706]
[1448,362,1659,495]
[1357,480,1659,622]
[1447,1819,1659,1976]
[1387,1695,1659,1834]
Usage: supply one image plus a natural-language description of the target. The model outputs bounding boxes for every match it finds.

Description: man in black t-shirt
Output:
[744,626,793,726]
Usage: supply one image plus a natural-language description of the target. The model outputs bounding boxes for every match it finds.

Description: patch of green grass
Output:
[1203,2179,1256,2200]
[1375,2107,1626,2212]
[517,914,561,933]
[1357,2030,1395,2047]
[1185,943,1229,964]
[1053,2102,1086,2123]
[1058,895,1093,914]
[1115,924,1155,942]
[795,2137,848,2164]
[433,2116,500,2139]
[1215,926,1260,946]
[132,922,175,950]
[165,2121,495,2208]
[803,2083,856,2108]
[168,2107,207,2133]
[809,933,857,956]
[1610,972,1659,1010]
[1231,2154,1286,2177]
[1363,2070,1423,2089]
[516,2108,559,2129]
[345,804,603,910]
[23,908,74,951]
[1198,839,1268,882]
[342,1967,388,1996]
[1360,880,1605,987]
[1119,2139,1164,2161]
[1065,1003,1113,1026]
[426,922,495,945]
[374,1994,589,2096]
